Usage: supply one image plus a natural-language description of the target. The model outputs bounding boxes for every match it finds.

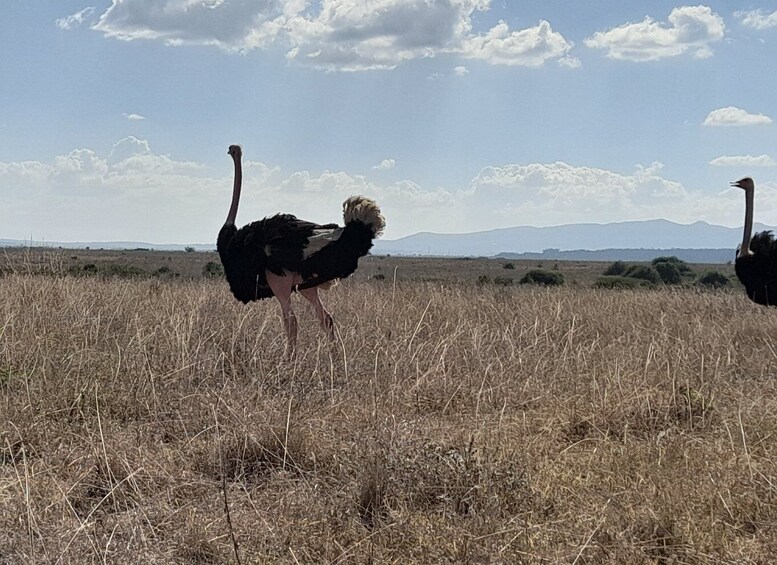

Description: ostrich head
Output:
[731,177,754,191]
[228,144,242,159]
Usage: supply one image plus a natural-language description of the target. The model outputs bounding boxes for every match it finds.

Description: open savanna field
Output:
[1,249,776,563]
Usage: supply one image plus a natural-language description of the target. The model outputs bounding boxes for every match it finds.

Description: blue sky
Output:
[2,1,777,244]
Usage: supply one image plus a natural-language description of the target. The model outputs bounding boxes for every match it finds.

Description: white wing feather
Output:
[303,227,344,259]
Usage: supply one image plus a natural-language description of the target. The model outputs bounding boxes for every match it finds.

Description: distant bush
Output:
[651,255,691,271]
[651,256,692,283]
[184,246,196,253]
[604,261,627,276]
[203,261,224,278]
[697,271,730,288]
[477,275,491,286]
[503,263,515,270]
[624,265,660,285]
[493,276,514,286]
[594,276,639,289]
[520,269,564,286]
[653,261,682,284]
[373,273,386,281]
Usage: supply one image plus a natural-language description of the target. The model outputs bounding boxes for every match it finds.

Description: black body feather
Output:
[735,230,777,306]
[217,213,374,303]
[297,221,376,289]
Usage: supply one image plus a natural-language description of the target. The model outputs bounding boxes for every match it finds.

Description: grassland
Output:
[1,249,775,563]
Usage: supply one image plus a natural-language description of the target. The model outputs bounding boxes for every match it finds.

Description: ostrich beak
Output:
[731,180,744,189]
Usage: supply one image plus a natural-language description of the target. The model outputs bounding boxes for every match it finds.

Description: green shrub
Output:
[624,265,660,285]
[697,271,730,288]
[493,276,514,286]
[203,261,224,278]
[603,261,627,276]
[651,256,692,279]
[503,263,515,270]
[653,261,682,284]
[520,269,564,286]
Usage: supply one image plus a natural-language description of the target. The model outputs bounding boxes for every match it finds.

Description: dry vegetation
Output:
[1,249,776,563]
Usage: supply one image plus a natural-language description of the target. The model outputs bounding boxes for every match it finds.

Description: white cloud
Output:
[124,113,146,121]
[88,0,576,72]
[453,65,469,76]
[7,140,767,243]
[584,5,725,61]
[457,161,738,230]
[0,139,444,241]
[736,9,777,30]
[703,106,773,126]
[56,7,96,30]
[558,55,582,69]
[286,0,489,71]
[460,20,573,67]
[92,0,293,51]
[709,155,777,167]
[373,158,396,170]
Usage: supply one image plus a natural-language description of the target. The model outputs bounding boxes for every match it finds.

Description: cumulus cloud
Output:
[7,139,764,243]
[0,138,444,241]
[124,113,146,121]
[459,161,730,229]
[709,155,777,167]
[91,0,294,51]
[703,106,773,126]
[736,9,777,30]
[373,158,396,170]
[584,5,725,61]
[86,0,576,71]
[286,0,486,71]
[454,65,469,76]
[56,7,96,30]
[460,19,573,67]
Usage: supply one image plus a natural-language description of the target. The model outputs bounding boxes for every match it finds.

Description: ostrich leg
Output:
[300,287,335,340]
[266,272,298,358]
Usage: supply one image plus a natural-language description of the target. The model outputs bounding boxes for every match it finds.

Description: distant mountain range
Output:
[371,219,771,263]
[2,219,771,264]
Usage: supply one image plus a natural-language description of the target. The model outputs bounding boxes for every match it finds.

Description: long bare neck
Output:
[225,154,242,226]
[739,187,754,257]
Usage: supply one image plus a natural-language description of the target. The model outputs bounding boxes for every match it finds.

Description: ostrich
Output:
[217,145,386,356]
[733,177,777,306]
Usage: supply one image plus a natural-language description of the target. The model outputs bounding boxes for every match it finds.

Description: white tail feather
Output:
[342,196,385,237]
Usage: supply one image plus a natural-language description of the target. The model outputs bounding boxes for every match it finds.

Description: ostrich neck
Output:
[225,156,242,226]
[740,188,754,257]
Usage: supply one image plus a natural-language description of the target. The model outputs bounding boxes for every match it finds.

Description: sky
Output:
[2,1,777,245]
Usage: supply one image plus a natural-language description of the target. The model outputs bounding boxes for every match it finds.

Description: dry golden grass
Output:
[1,264,776,563]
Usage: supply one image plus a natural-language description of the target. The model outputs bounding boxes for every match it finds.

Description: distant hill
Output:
[496,248,734,264]
[2,219,769,263]
[372,219,769,261]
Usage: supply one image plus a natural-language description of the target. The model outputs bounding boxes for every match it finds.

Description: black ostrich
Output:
[217,145,386,355]
[733,177,777,306]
